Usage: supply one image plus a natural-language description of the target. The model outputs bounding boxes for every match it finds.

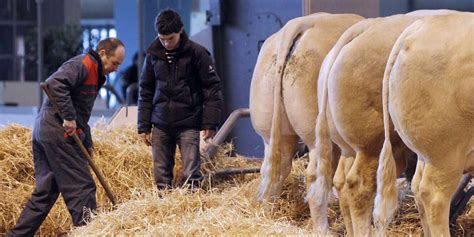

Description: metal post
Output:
[12,0,17,82]
[36,0,44,110]
[302,0,312,16]
[204,108,250,159]
[137,0,144,79]
[449,174,472,224]
[213,167,260,177]
[203,108,262,177]
[133,0,144,113]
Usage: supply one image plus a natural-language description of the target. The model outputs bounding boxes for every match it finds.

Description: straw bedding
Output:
[1,124,472,235]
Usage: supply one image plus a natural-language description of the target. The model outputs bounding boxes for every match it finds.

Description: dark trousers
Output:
[151,127,202,189]
[7,138,97,236]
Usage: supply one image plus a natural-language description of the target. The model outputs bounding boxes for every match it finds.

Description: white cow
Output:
[313,9,458,236]
[374,12,474,236]
[313,14,419,236]
[250,13,363,231]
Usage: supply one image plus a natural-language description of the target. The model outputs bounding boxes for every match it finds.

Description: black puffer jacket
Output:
[138,32,223,133]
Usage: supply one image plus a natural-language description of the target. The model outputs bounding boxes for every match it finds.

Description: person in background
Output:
[138,9,223,190]
[7,38,125,236]
[120,52,144,105]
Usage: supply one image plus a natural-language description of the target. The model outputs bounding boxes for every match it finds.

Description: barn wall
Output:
[215,0,302,157]
[379,0,474,16]
[309,0,380,17]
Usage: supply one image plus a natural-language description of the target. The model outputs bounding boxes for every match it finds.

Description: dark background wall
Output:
[115,0,138,70]
[380,0,474,16]
[307,0,474,18]
[310,0,380,17]
[214,0,302,157]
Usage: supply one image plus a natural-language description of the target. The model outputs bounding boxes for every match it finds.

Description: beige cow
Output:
[313,15,419,236]
[313,10,458,236]
[374,12,474,236]
[250,13,363,231]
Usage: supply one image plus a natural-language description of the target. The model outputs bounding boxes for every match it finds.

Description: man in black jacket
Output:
[138,9,223,189]
[7,38,125,236]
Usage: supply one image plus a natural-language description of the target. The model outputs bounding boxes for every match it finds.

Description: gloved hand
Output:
[63,119,77,135]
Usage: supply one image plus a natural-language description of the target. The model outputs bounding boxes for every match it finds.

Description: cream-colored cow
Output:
[250,13,363,231]
[374,12,474,236]
[313,10,458,236]
[313,15,418,236]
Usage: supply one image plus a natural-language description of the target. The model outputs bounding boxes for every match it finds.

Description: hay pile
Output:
[1,124,472,235]
[68,170,311,235]
[0,123,266,235]
[1,123,156,234]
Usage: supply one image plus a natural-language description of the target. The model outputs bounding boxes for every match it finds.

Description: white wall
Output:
[0,81,40,106]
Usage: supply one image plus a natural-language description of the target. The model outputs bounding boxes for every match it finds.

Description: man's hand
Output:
[202,129,216,141]
[63,119,77,134]
[87,147,94,159]
[139,132,152,146]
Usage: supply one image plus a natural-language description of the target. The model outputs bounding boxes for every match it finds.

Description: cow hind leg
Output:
[345,151,379,236]
[411,158,431,237]
[333,155,355,236]
[418,156,464,236]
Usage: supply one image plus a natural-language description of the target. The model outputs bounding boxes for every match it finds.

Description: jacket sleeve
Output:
[137,54,157,133]
[44,60,87,121]
[196,48,224,129]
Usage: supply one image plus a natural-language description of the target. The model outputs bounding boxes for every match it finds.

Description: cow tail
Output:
[258,16,319,199]
[373,19,424,235]
[309,20,370,212]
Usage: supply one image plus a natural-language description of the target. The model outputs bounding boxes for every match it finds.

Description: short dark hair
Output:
[155,9,183,35]
[97,38,124,57]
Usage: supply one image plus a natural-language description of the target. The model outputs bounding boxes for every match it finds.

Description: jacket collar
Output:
[84,47,106,88]
[147,31,191,59]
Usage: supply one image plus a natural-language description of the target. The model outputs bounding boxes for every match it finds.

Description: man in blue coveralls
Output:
[7,38,125,236]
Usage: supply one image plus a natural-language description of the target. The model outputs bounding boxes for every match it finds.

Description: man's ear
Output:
[98,49,107,57]
[179,26,184,34]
